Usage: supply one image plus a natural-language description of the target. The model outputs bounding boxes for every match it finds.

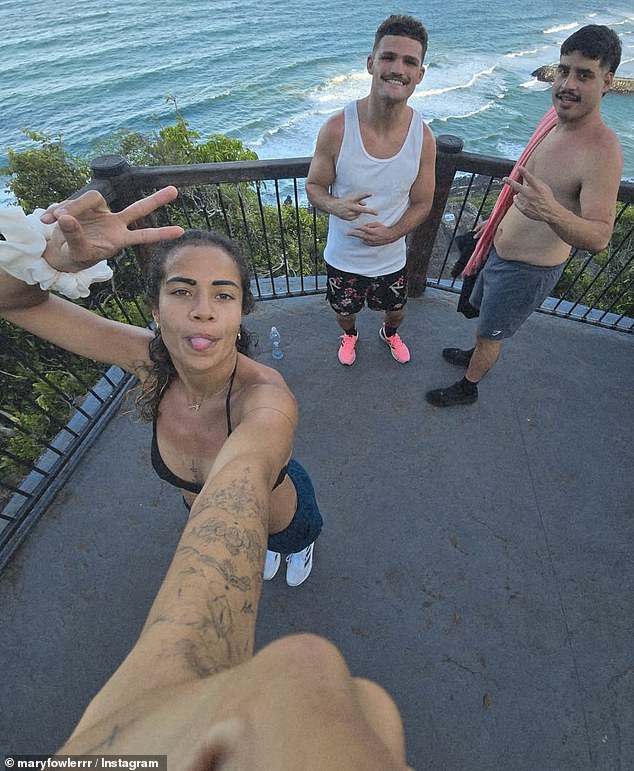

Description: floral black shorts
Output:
[325,263,408,315]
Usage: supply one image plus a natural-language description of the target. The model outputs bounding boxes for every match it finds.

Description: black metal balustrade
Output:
[1,139,632,570]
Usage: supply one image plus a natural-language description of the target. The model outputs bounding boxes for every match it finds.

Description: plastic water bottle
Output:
[270,326,284,360]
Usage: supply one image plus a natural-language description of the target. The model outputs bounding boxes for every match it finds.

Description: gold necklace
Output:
[187,361,237,412]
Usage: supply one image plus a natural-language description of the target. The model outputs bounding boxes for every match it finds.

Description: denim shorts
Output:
[470,247,566,340]
[182,458,323,554]
[268,459,323,554]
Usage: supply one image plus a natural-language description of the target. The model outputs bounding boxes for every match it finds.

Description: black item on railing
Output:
[452,231,481,319]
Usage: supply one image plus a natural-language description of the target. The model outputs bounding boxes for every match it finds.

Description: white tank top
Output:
[323,100,425,277]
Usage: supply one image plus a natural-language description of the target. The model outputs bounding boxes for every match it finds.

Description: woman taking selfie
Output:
[0,187,322,587]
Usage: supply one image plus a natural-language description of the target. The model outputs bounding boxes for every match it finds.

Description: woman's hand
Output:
[40,187,184,272]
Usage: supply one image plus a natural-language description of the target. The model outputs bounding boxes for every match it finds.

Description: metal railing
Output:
[90,141,634,328]
[1,139,632,569]
[410,136,634,332]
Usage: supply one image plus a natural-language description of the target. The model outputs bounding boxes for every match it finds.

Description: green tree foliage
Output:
[94,114,258,167]
[555,202,634,317]
[93,100,263,244]
[2,130,91,211]
[1,108,326,486]
[0,321,104,482]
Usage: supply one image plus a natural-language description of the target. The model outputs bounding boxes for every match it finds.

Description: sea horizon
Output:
[3,0,634,205]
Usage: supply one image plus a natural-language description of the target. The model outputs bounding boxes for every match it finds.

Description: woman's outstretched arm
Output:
[0,187,183,373]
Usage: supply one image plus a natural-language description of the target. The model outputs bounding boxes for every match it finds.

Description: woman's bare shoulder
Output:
[234,356,297,424]
[237,355,291,390]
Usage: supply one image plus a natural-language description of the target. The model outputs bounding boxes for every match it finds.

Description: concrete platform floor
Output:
[1,288,632,770]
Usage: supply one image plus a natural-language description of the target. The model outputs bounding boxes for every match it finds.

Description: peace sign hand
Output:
[40,187,184,272]
[330,192,379,221]
[503,165,556,223]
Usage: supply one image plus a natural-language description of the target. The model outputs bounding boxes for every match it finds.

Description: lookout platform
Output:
[1,289,632,770]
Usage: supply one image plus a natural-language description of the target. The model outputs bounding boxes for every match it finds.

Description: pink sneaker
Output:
[379,325,410,364]
[338,332,358,365]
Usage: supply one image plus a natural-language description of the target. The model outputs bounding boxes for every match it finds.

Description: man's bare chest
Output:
[525,136,583,207]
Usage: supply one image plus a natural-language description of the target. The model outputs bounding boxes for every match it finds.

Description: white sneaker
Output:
[285,542,314,587]
[263,550,281,580]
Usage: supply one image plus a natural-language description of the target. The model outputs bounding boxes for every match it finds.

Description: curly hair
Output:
[373,15,428,60]
[135,230,255,422]
[561,25,621,74]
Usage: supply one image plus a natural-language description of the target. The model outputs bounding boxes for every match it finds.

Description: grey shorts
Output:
[470,248,566,340]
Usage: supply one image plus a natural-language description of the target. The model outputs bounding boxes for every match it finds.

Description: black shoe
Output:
[426,380,478,407]
[442,347,475,367]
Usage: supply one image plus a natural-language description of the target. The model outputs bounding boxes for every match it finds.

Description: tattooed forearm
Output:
[241,600,256,615]
[191,469,266,522]
[174,638,232,678]
[140,466,269,677]
[156,593,245,676]
[189,518,264,563]
[175,544,255,591]
[143,534,261,672]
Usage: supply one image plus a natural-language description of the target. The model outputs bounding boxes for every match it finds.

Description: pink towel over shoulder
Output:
[463,106,558,276]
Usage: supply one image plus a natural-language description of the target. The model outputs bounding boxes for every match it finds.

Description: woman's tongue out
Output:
[190,336,214,352]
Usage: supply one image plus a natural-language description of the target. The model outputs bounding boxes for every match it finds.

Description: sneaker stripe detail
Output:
[338,332,358,365]
[379,325,410,364]
[285,543,315,586]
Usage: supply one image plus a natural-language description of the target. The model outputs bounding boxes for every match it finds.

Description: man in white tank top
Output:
[307,15,436,366]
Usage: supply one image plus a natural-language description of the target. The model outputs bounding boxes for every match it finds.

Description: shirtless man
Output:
[426,25,623,407]
[306,15,436,366]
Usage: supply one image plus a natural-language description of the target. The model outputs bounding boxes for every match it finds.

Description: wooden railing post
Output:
[90,155,143,212]
[407,134,464,296]
[90,155,158,261]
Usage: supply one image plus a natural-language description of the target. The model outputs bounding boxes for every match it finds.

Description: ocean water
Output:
[2,0,634,205]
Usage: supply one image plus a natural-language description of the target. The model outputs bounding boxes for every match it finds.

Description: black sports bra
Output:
[151,365,288,494]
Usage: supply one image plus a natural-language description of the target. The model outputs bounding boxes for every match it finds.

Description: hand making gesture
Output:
[329,191,379,222]
[40,186,184,272]
[503,165,557,223]
[348,220,397,246]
